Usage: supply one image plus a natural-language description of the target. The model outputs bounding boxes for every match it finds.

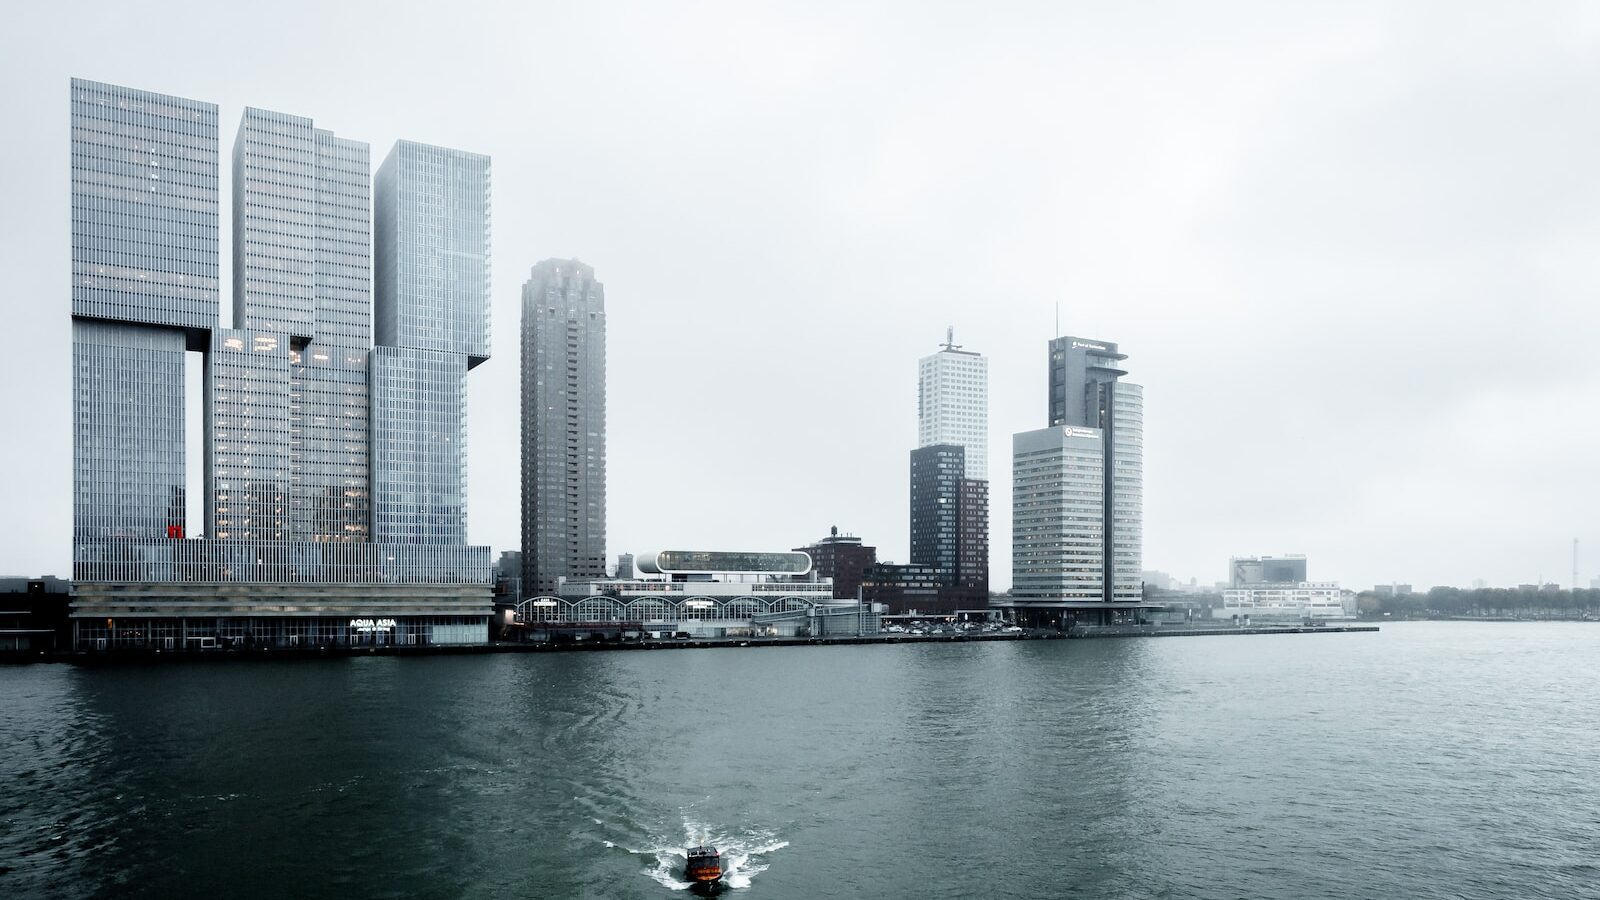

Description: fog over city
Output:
[3,0,1598,591]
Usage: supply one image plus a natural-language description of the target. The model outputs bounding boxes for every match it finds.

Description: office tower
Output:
[372,141,491,544]
[910,444,964,577]
[911,332,989,603]
[616,553,635,580]
[71,79,219,545]
[918,329,988,479]
[1005,335,1144,625]
[520,259,607,596]
[212,108,371,543]
[70,79,493,650]
[956,477,989,594]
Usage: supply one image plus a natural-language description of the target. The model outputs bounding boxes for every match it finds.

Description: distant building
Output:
[998,333,1146,626]
[616,553,635,580]
[1229,555,1308,588]
[495,552,523,601]
[521,259,607,597]
[1374,584,1414,597]
[1219,582,1356,622]
[795,528,877,600]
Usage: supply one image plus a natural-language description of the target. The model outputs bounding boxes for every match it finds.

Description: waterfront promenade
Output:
[2,623,1381,665]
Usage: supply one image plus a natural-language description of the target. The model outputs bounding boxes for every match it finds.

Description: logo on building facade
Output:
[350,618,397,633]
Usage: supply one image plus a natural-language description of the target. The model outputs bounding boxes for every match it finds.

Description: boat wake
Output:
[607,817,787,891]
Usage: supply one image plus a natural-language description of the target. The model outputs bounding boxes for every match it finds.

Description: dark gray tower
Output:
[909,443,964,582]
[520,259,607,596]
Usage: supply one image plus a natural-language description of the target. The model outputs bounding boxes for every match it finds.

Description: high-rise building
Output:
[911,332,989,603]
[70,80,492,650]
[520,259,607,596]
[956,477,989,595]
[371,141,491,545]
[214,108,373,544]
[1001,334,1145,625]
[918,329,988,479]
[71,80,219,548]
[910,444,964,577]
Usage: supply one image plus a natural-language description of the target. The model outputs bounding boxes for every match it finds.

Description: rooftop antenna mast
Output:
[942,326,961,352]
[1055,301,1060,338]
[1575,538,1581,591]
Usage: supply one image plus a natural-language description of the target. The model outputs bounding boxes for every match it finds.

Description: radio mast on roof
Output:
[942,326,961,352]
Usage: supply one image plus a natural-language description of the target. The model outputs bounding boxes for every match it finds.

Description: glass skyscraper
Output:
[71,79,219,547]
[373,142,491,363]
[371,141,491,545]
[520,259,607,597]
[70,79,492,650]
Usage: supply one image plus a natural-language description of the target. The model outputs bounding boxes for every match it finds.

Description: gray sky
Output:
[3,1,1599,591]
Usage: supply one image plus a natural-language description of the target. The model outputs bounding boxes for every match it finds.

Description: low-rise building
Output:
[1218,581,1357,622]
[514,549,878,639]
[795,528,877,600]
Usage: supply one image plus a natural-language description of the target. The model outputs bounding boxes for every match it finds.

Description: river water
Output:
[3,622,1598,899]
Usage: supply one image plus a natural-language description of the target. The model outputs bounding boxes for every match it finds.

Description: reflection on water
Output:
[4,624,1600,899]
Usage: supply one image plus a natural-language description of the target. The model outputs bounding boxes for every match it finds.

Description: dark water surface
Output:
[4,622,1599,899]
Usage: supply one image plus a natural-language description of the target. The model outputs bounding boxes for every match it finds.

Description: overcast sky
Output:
[3,1,1599,591]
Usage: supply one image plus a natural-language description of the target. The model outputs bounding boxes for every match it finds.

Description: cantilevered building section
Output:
[70,80,492,650]
[371,141,491,545]
[71,79,220,548]
[214,107,373,543]
[1000,334,1147,626]
[520,259,607,597]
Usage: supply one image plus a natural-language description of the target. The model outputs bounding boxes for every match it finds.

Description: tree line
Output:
[1359,586,1600,618]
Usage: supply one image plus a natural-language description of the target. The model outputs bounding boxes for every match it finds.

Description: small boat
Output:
[684,845,722,885]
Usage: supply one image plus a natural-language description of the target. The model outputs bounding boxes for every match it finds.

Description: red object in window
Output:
[167,525,185,539]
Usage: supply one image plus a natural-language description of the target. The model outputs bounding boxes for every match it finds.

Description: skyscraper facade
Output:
[70,79,219,548]
[520,259,607,596]
[909,443,964,576]
[910,332,989,602]
[70,80,492,650]
[917,330,988,479]
[1003,335,1145,625]
[371,141,491,545]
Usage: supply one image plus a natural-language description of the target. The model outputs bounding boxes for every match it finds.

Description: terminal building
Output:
[510,550,880,639]
[1217,582,1356,623]
[1220,555,1356,622]
[67,79,493,651]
